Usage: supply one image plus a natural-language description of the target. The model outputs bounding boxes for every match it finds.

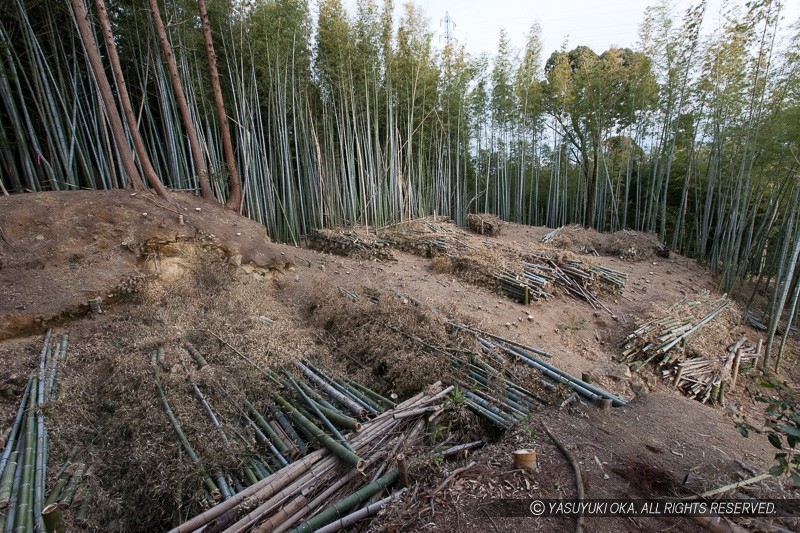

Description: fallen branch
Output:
[543,424,584,533]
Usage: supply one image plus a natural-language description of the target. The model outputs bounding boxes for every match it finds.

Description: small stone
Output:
[236,232,242,236]
[195,207,201,211]
[142,212,148,217]
[527,315,533,321]
[35,235,44,241]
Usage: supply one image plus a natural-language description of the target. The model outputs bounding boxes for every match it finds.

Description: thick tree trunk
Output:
[94,0,170,200]
[149,0,213,200]
[69,0,146,191]
[197,0,242,211]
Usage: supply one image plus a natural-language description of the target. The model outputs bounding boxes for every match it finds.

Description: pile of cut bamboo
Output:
[466,213,502,236]
[308,228,396,261]
[620,295,762,404]
[171,384,450,532]
[496,255,626,310]
[621,296,730,371]
[0,330,70,532]
[662,338,762,404]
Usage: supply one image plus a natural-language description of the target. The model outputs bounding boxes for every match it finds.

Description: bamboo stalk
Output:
[293,470,399,533]
[0,451,18,510]
[184,342,209,370]
[273,393,365,471]
[313,490,405,533]
[152,352,218,496]
[286,375,354,452]
[13,377,37,532]
[265,462,366,533]
[168,451,327,533]
[41,503,64,533]
[0,379,31,484]
[295,361,367,418]
[56,463,86,508]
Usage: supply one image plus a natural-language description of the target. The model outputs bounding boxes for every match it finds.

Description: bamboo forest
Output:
[1,0,800,367]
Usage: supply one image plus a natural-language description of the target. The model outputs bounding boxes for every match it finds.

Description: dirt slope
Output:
[0,190,797,532]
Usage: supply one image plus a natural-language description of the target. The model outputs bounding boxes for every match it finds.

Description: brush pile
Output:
[308,228,396,261]
[383,217,472,258]
[466,214,503,236]
[495,254,626,310]
[620,293,760,404]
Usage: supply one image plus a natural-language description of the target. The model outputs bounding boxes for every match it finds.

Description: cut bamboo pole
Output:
[41,503,64,533]
[168,451,327,533]
[152,352,218,496]
[293,470,399,533]
[397,453,409,488]
[273,394,365,471]
[295,361,367,418]
[56,463,86,508]
[0,452,18,512]
[184,342,209,370]
[313,490,405,533]
[0,378,30,485]
[14,377,37,533]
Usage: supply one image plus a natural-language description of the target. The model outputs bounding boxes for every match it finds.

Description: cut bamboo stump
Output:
[512,449,537,472]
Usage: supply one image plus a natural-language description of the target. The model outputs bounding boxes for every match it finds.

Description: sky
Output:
[341,0,799,62]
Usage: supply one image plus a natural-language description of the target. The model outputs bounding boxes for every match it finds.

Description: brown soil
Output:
[0,190,798,532]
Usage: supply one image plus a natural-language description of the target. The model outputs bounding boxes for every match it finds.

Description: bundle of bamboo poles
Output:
[170,384,452,533]
[661,338,762,404]
[308,228,396,261]
[444,322,627,426]
[466,214,502,236]
[0,330,69,532]
[621,296,730,371]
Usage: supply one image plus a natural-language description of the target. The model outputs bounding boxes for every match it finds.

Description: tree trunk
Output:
[94,0,170,200]
[68,0,147,191]
[149,0,213,200]
[197,0,242,211]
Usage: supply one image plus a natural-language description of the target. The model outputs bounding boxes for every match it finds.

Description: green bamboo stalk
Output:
[44,462,73,506]
[241,398,290,456]
[344,380,396,409]
[55,463,85,508]
[1,444,23,533]
[181,359,230,446]
[184,342,209,370]
[0,378,31,478]
[268,405,307,456]
[48,335,69,401]
[293,470,399,533]
[14,378,36,533]
[334,380,382,413]
[41,503,65,533]
[273,394,365,471]
[285,375,354,453]
[152,352,218,496]
[0,451,18,509]
[295,362,366,418]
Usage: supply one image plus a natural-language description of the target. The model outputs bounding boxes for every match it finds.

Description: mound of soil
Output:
[0,190,289,340]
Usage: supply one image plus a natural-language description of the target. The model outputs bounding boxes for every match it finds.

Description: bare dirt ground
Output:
[0,190,798,532]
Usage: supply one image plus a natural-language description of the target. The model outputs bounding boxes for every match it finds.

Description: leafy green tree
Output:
[543,46,657,228]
